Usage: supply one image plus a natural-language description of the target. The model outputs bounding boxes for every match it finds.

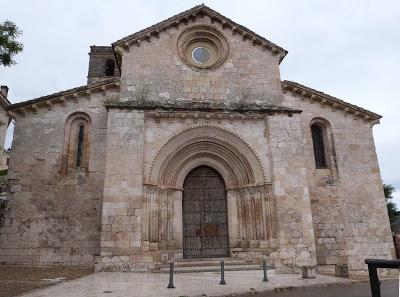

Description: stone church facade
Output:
[0,5,394,275]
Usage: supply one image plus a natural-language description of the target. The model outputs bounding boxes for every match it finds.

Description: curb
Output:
[208,279,365,297]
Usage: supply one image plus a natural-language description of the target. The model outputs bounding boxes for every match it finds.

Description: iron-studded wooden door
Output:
[183,166,229,258]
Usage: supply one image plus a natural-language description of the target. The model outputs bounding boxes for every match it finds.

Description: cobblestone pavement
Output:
[246,279,398,297]
[0,265,92,297]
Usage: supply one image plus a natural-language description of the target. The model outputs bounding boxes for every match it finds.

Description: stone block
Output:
[335,264,349,278]
[302,266,317,279]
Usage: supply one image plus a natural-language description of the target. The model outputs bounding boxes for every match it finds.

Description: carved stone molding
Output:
[177,25,230,71]
[147,124,267,187]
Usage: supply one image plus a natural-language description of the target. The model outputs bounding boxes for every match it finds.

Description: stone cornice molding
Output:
[105,99,300,117]
[145,110,266,123]
[282,80,381,125]
[7,79,120,118]
[112,4,287,63]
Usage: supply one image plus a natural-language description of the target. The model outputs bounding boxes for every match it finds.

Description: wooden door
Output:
[183,166,229,258]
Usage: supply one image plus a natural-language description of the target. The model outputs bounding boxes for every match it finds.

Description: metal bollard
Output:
[220,260,226,285]
[263,261,268,282]
[167,262,175,289]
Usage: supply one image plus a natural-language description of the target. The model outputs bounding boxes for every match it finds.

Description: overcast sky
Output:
[1,0,399,202]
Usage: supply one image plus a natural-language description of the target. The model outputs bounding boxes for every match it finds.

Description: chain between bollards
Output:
[220,260,226,285]
[167,262,175,289]
[263,260,268,282]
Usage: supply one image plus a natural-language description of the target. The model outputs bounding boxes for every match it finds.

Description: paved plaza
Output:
[19,271,356,297]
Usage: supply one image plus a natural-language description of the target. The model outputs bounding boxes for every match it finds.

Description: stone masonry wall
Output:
[96,110,319,271]
[142,116,272,184]
[2,9,391,274]
[120,15,284,106]
[97,109,145,271]
[267,113,317,270]
[283,92,395,273]
[87,46,120,85]
[0,90,117,267]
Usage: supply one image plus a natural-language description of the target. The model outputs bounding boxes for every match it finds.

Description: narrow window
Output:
[105,59,115,76]
[311,124,327,169]
[61,112,91,176]
[76,125,84,167]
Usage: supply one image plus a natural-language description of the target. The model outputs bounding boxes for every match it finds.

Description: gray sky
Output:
[1,0,399,201]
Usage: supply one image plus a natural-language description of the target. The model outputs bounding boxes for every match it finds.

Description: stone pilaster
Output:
[267,114,317,270]
[96,109,146,271]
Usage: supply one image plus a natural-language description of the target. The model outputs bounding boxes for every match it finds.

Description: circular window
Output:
[192,47,211,64]
[177,25,229,70]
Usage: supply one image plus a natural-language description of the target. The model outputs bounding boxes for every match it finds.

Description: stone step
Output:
[158,264,263,273]
[172,259,249,268]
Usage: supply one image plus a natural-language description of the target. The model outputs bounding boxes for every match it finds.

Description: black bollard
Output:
[263,261,268,282]
[167,262,175,289]
[220,260,226,285]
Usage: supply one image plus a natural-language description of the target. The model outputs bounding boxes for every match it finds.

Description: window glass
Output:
[192,47,211,64]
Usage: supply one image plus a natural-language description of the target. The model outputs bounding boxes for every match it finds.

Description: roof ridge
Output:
[282,80,381,120]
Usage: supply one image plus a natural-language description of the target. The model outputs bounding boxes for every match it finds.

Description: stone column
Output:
[97,109,145,271]
[142,186,181,253]
[229,185,275,249]
[173,190,183,249]
[227,189,239,248]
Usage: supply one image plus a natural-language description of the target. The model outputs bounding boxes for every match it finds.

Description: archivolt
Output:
[147,124,266,188]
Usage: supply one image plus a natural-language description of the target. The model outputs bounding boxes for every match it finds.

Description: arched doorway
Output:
[183,166,229,258]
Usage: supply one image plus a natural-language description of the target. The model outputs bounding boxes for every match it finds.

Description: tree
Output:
[384,183,399,231]
[0,20,23,67]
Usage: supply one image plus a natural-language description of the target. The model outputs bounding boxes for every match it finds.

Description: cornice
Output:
[105,99,301,116]
[282,80,381,125]
[8,79,120,118]
[145,110,267,123]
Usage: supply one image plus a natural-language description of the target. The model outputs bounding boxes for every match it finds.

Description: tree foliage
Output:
[384,183,399,231]
[0,20,23,67]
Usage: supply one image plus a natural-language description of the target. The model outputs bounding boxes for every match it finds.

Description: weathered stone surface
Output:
[0,5,393,274]
[302,266,317,279]
[0,90,118,267]
[87,46,120,85]
[282,92,395,274]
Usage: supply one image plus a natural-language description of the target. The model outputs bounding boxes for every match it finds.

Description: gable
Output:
[112,4,287,64]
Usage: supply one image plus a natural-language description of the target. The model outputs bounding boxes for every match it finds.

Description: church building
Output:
[0,5,394,276]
